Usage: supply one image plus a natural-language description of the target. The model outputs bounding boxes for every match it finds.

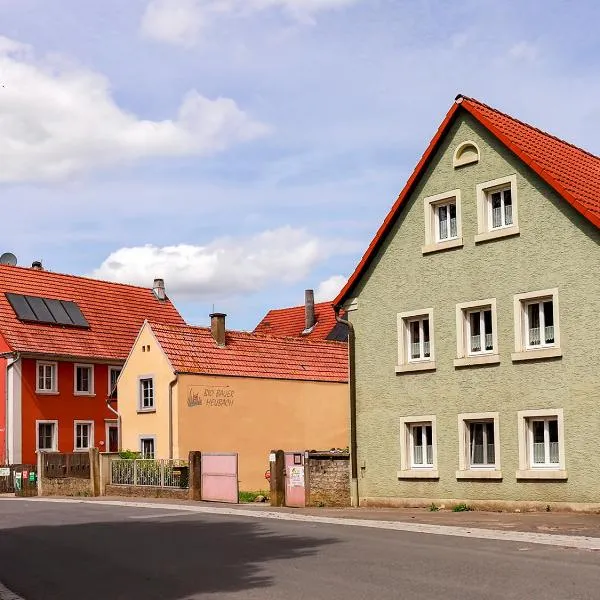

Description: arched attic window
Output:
[453,141,480,168]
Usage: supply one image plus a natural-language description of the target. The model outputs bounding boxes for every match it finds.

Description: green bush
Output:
[118,450,141,459]
[428,503,439,512]
[239,490,269,503]
[452,503,471,512]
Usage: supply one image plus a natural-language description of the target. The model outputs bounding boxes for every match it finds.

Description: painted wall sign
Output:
[187,385,235,408]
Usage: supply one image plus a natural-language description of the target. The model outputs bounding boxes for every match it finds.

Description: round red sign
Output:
[264,470,271,480]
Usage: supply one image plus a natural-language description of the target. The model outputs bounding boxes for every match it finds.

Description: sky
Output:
[0,0,599,330]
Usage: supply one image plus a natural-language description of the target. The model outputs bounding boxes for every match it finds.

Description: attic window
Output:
[5,293,89,328]
[453,141,480,168]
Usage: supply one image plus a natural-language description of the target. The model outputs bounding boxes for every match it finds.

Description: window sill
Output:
[516,469,567,481]
[137,409,156,414]
[456,470,502,480]
[74,449,91,453]
[511,348,562,362]
[453,354,500,368]
[422,237,463,255]
[395,361,436,374]
[474,226,520,244]
[397,470,439,480]
[36,391,59,395]
[74,392,96,397]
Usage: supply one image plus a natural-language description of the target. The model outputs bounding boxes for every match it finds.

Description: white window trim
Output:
[73,420,94,452]
[396,309,436,373]
[36,361,58,394]
[108,366,122,396]
[422,189,463,254]
[453,140,480,168]
[456,412,502,479]
[74,363,95,396]
[454,298,500,367]
[36,419,58,452]
[517,409,567,480]
[138,375,156,412]
[475,174,519,243]
[398,415,439,479]
[512,288,561,362]
[139,435,156,459]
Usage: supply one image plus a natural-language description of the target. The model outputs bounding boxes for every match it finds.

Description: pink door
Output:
[284,452,306,508]
[201,453,238,503]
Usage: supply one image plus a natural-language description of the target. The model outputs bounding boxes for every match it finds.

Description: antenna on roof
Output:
[0,252,17,266]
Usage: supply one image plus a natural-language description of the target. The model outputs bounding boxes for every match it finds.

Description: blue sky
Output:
[0,0,599,330]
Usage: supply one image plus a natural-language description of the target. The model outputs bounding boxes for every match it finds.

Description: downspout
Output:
[168,375,178,460]
[334,307,359,507]
[106,396,121,452]
[4,352,19,464]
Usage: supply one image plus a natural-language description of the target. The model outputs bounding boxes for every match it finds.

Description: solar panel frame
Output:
[25,296,56,323]
[5,293,90,328]
[44,298,74,326]
[5,293,38,322]
[61,300,90,328]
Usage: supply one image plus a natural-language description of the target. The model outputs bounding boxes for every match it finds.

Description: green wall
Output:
[349,112,600,504]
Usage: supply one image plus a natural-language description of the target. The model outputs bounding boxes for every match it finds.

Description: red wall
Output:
[20,358,117,464]
[0,357,6,464]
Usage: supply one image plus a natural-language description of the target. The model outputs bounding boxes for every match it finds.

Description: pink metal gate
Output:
[284,452,306,508]
[201,453,238,503]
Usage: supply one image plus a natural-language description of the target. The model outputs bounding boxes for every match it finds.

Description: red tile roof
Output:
[335,95,600,307]
[149,321,348,383]
[0,265,185,360]
[253,301,340,340]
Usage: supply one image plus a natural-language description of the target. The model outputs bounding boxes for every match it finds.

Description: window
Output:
[74,364,94,395]
[517,409,566,479]
[513,289,561,361]
[398,416,438,479]
[396,309,436,373]
[457,413,501,479]
[455,299,499,367]
[139,377,155,411]
[36,361,57,393]
[37,421,57,451]
[475,175,519,242]
[423,190,463,254]
[109,367,122,395]
[140,437,155,459]
[74,421,93,451]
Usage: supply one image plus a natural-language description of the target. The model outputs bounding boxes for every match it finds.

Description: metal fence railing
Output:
[110,459,189,489]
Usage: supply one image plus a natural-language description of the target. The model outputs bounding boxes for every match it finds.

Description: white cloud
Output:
[91,227,345,299]
[141,0,361,46]
[315,274,347,302]
[0,36,267,183]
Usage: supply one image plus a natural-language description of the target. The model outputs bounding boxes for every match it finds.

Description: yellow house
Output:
[118,314,349,490]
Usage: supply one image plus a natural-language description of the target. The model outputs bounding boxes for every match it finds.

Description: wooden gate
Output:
[201,453,238,503]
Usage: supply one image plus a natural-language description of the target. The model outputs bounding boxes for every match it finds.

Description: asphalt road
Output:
[0,499,599,600]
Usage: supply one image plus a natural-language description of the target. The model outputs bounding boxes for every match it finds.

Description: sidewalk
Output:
[41,495,600,539]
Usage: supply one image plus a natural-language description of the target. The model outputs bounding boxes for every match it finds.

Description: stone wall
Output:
[41,477,93,497]
[105,484,189,500]
[306,452,350,507]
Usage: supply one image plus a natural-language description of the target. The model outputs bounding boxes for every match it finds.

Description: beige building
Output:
[118,314,348,490]
[334,95,600,509]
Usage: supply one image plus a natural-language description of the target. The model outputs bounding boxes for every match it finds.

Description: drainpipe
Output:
[334,307,359,507]
[106,396,121,452]
[168,375,178,460]
[4,352,19,464]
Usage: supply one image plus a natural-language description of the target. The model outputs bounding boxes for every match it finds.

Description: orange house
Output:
[0,262,184,465]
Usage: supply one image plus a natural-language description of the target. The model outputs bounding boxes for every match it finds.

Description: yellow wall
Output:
[118,323,179,458]
[177,374,348,490]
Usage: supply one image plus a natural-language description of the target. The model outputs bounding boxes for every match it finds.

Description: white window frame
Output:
[105,419,119,454]
[396,309,436,373]
[36,419,58,452]
[517,409,566,480]
[398,416,438,479]
[138,376,155,412]
[454,298,499,367]
[475,174,519,243]
[422,189,463,254]
[74,420,94,452]
[140,436,156,459]
[512,288,561,362]
[74,363,94,396]
[36,361,58,394]
[108,366,122,396]
[457,412,502,479]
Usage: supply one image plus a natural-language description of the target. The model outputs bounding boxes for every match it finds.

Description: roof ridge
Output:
[264,300,334,313]
[460,94,600,161]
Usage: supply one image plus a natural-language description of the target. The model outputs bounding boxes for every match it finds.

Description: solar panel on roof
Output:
[26,296,56,323]
[61,301,89,328]
[44,298,74,326]
[5,293,37,321]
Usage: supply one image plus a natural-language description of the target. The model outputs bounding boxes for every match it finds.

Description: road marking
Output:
[5,497,600,551]
[0,581,25,600]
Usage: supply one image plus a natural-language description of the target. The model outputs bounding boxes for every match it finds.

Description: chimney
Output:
[152,278,166,301]
[210,313,227,347]
[31,260,43,271]
[304,289,315,331]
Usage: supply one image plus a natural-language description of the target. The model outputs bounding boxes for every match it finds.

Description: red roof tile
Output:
[254,301,340,340]
[0,265,185,360]
[149,321,348,383]
[335,95,600,307]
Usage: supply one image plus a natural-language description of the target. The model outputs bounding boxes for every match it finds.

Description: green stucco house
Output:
[334,95,600,510]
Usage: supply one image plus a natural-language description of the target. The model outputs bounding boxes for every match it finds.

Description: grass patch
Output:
[452,503,472,512]
[238,490,269,503]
